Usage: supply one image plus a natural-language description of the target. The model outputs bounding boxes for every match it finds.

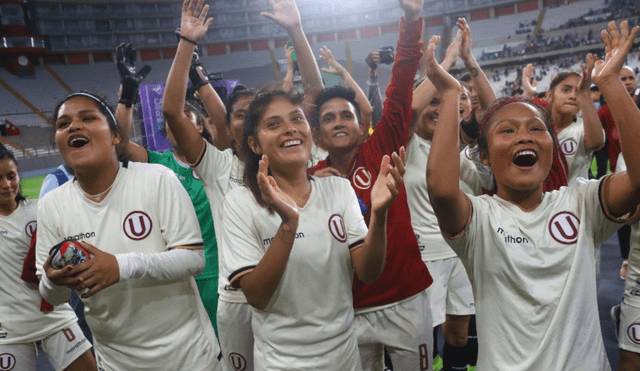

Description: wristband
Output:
[180,35,197,46]
[39,273,72,306]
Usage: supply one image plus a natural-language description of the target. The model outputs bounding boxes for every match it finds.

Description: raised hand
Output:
[116,43,151,107]
[442,29,462,67]
[320,46,346,77]
[592,21,639,87]
[257,155,300,223]
[578,53,597,93]
[180,0,213,43]
[424,36,462,93]
[261,0,302,31]
[399,0,424,22]
[366,52,380,71]
[457,18,473,63]
[371,148,406,213]
[521,63,537,97]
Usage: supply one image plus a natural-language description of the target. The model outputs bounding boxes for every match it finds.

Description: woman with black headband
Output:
[35,91,221,370]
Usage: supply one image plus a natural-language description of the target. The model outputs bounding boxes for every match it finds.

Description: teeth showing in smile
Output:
[513,150,538,167]
[283,139,301,148]
[335,132,347,137]
[69,137,89,148]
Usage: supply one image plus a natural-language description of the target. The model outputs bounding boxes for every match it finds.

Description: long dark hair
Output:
[52,91,130,162]
[242,89,304,207]
[0,143,26,204]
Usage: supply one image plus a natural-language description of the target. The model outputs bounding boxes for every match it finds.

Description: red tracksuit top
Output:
[310,17,432,309]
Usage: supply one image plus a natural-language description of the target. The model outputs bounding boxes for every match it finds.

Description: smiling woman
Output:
[425,21,640,370]
[35,91,221,370]
[221,88,406,369]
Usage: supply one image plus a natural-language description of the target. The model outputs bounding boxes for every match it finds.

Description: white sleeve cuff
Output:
[39,273,72,306]
[116,248,205,282]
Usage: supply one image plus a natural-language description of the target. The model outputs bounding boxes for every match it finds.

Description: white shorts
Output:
[355,290,433,371]
[217,301,254,371]
[0,322,91,371]
[619,301,640,353]
[425,257,475,326]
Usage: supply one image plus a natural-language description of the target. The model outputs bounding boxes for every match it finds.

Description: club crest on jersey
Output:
[0,353,16,371]
[628,323,640,344]
[229,353,247,371]
[352,167,372,190]
[123,211,153,240]
[24,221,36,238]
[560,139,578,156]
[329,214,347,243]
[549,212,580,245]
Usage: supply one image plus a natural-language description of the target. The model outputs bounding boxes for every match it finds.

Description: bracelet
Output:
[180,35,197,46]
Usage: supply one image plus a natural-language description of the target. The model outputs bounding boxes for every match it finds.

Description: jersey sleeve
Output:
[442,196,481,277]
[342,180,368,249]
[35,196,62,276]
[155,167,203,250]
[192,141,233,187]
[578,176,627,244]
[362,17,423,164]
[222,189,264,287]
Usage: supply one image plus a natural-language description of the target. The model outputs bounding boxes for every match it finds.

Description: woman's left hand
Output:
[578,53,597,94]
[71,241,120,299]
[371,147,406,214]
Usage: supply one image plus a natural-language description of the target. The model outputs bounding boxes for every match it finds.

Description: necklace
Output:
[79,182,114,199]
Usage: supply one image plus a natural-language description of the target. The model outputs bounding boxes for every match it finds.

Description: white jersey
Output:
[36,162,219,371]
[0,199,77,344]
[405,135,481,261]
[445,178,619,370]
[223,176,367,370]
[193,141,246,303]
[616,155,640,308]
[557,117,599,185]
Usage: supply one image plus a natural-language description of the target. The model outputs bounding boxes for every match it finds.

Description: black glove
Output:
[189,49,209,91]
[116,43,151,108]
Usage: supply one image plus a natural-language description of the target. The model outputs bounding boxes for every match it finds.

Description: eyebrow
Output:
[57,109,98,120]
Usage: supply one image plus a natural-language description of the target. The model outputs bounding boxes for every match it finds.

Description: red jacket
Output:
[310,17,432,309]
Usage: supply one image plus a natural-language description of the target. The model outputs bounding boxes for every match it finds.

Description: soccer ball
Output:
[49,240,92,269]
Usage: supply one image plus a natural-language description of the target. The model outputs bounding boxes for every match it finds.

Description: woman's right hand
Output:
[257,155,300,224]
[43,254,80,288]
[180,0,213,44]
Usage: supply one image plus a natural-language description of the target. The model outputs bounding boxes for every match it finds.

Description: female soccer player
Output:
[223,88,404,370]
[0,144,96,371]
[545,55,605,184]
[36,91,220,370]
[164,1,323,368]
[425,21,640,370]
